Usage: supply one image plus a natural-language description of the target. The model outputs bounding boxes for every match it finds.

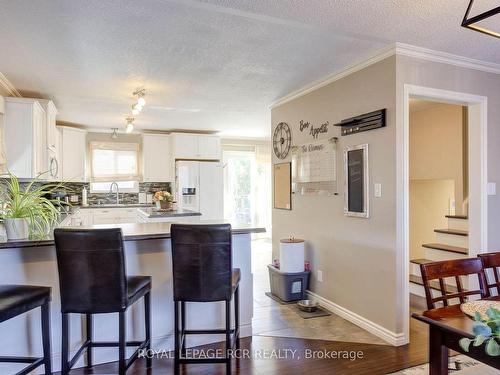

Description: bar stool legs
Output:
[144,292,152,369]
[173,284,240,375]
[61,313,70,375]
[86,314,93,367]
[41,300,52,375]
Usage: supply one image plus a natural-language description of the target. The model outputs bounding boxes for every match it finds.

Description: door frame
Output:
[398,84,488,344]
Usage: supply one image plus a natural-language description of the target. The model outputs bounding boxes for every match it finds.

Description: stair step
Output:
[410,258,434,265]
[409,274,460,293]
[445,215,468,220]
[422,243,468,255]
[434,228,468,236]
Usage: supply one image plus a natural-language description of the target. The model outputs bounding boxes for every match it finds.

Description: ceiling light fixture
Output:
[125,117,135,134]
[132,88,146,115]
[462,0,500,38]
[111,128,119,139]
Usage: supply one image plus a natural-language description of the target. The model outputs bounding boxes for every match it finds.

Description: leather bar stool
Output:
[0,285,52,375]
[171,223,240,374]
[54,228,152,375]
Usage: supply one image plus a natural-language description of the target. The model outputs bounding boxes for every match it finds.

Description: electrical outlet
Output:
[317,270,323,282]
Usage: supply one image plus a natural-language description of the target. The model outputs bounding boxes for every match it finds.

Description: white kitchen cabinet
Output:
[38,100,60,180]
[197,135,221,160]
[4,98,46,178]
[142,134,172,182]
[60,126,87,182]
[91,208,139,224]
[171,133,220,160]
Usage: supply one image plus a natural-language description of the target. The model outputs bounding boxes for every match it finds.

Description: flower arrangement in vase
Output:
[153,191,173,210]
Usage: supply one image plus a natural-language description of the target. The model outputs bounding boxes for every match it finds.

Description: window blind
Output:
[90,141,140,182]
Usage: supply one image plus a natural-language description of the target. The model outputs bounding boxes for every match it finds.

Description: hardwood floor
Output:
[54,296,430,375]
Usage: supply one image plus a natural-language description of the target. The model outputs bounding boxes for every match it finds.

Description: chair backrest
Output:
[54,228,128,313]
[171,224,232,302]
[478,252,500,296]
[420,258,489,310]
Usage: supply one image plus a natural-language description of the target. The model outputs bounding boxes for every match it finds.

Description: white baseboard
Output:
[306,291,407,346]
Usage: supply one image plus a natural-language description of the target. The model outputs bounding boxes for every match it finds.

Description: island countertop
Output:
[0,220,265,249]
[136,207,202,218]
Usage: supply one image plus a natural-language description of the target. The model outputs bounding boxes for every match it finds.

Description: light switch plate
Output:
[487,182,496,195]
[374,183,382,197]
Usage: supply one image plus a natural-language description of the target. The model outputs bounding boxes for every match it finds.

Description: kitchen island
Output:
[0,220,264,373]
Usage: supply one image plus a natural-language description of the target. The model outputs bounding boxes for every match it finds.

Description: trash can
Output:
[268,264,310,302]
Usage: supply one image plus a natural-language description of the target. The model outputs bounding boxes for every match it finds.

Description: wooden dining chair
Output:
[420,258,489,310]
[478,251,500,296]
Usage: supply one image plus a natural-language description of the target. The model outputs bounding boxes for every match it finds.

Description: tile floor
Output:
[251,238,389,345]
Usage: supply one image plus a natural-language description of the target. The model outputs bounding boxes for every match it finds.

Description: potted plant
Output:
[459,307,500,356]
[0,172,66,240]
[153,191,173,210]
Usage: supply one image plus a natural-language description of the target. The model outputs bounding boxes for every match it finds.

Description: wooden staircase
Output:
[409,214,468,297]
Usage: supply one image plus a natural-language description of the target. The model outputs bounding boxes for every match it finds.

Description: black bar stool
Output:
[54,228,152,375]
[0,285,52,375]
[170,224,240,374]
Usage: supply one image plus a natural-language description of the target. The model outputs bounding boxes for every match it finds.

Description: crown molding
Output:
[394,42,500,75]
[270,42,500,109]
[0,72,21,97]
[269,43,397,109]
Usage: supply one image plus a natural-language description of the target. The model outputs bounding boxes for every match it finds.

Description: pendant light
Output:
[462,0,500,38]
[125,117,135,133]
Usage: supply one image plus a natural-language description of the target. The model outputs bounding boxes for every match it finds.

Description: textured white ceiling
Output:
[0,0,498,138]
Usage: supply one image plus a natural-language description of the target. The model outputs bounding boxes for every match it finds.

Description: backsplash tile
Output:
[19,181,171,205]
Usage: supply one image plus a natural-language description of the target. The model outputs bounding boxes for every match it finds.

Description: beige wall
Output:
[410,103,465,214]
[410,179,454,259]
[271,56,398,333]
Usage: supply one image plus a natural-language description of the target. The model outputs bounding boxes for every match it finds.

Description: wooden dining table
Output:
[412,296,500,375]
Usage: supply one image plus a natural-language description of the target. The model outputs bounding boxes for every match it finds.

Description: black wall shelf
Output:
[334,109,386,136]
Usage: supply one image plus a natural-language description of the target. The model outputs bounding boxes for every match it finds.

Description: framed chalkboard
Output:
[344,144,369,218]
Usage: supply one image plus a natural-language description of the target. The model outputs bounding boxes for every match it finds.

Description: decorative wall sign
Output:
[299,120,329,139]
[274,162,292,210]
[291,137,337,196]
[273,122,292,159]
[335,109,386,136]
[344,144,369,218]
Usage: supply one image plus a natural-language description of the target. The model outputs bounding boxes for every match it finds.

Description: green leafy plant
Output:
[459,307,500,357]
[0,172,68,237]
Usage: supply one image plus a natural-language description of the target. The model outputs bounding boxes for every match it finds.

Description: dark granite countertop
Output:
[137,208,202,218]
[0,221,265,249]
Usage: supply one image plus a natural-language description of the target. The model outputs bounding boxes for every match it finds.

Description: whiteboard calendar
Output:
[291,138,337,195]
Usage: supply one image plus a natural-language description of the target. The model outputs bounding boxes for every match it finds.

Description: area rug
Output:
[387,354,497,374]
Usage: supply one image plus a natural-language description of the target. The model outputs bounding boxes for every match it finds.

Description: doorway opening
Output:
[400,85,488,345]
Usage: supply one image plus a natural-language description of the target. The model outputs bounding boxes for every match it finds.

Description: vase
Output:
[4,218,29,240]
[156,201,172,210]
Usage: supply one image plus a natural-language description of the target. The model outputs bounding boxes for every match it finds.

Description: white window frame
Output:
[89,141,141,193]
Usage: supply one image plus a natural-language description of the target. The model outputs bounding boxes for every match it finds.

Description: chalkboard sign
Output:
[344,144,369,218]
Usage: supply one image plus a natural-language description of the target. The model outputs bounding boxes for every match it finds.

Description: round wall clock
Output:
[273,122,292,159]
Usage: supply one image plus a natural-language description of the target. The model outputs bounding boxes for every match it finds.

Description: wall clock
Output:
[273,122,292,159]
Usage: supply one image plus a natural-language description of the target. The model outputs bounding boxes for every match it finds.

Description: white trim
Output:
[399,84,488,345]
[0,72,21,97]
[306,290,406,346]
[269,44,396,109]
[395,42,500,75]
[270,43,500,109]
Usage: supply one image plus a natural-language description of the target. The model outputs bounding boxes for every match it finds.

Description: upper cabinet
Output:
[38,100,60,180]
[142,133,172,182]
[59,126,87,182]
[4,98,46,178]
[171,133,220,160]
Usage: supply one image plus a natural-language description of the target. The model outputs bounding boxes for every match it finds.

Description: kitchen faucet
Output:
[109,181,120,204]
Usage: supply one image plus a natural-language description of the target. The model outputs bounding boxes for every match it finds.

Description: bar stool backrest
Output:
[171,224,232,302]
[54,228,128,313]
